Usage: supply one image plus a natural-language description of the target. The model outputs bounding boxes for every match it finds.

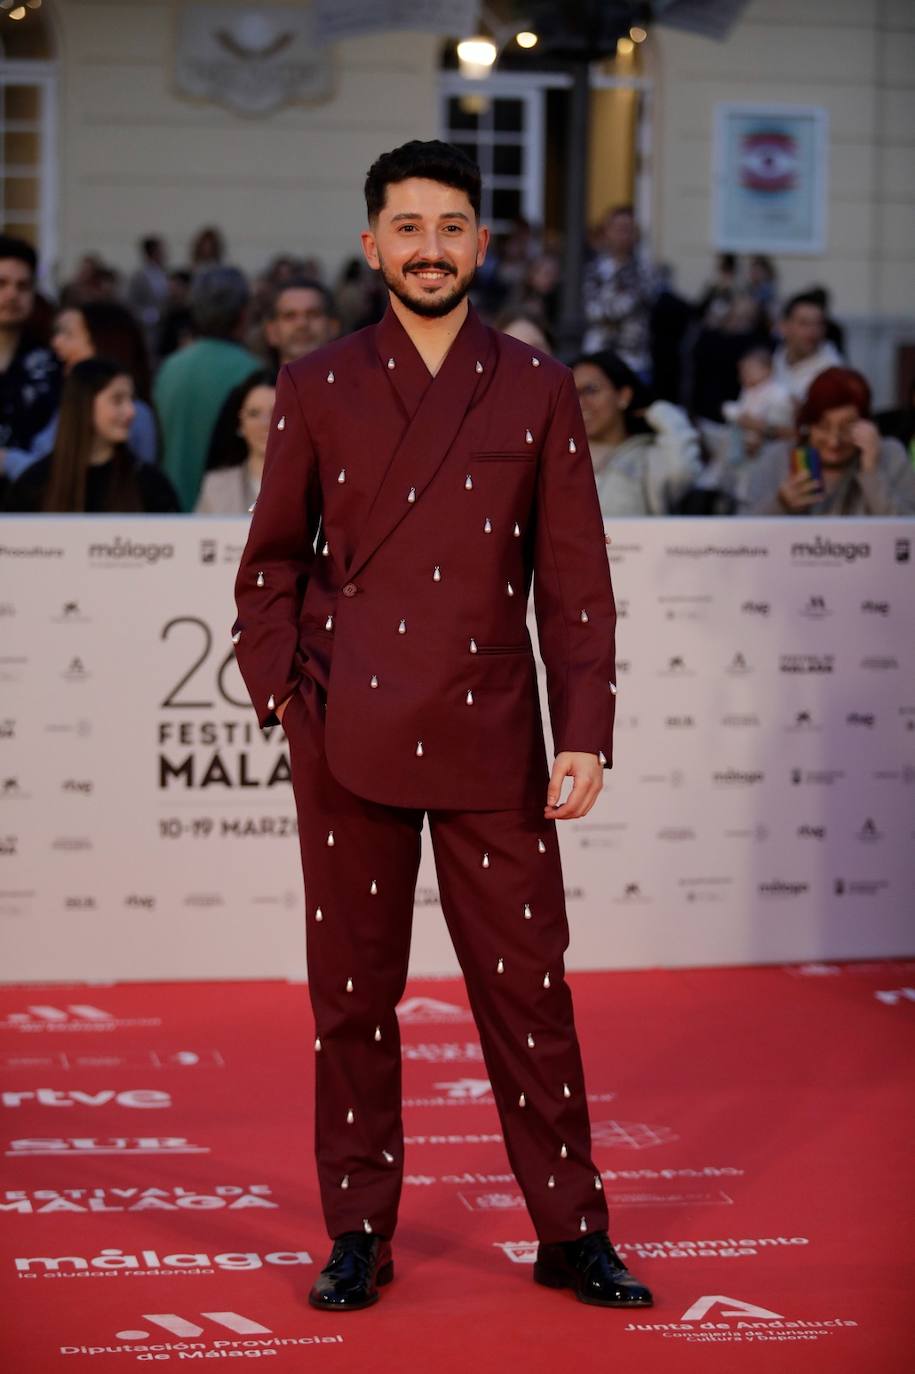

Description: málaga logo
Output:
[16,1248,313,1276]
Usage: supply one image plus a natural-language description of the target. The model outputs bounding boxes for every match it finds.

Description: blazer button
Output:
[341,582,358,597]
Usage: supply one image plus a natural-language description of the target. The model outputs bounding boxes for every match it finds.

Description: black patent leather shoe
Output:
[534,1230,653,1308]
[308,1231,394,1311]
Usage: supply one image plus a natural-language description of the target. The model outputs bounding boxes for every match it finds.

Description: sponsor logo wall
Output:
[0,518,912,979]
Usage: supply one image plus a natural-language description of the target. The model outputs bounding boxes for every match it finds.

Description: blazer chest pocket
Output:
[471,450,535,462]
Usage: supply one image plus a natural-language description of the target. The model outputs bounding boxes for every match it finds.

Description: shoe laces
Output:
[577,1231,625,1272]
[326,1230,381,1277]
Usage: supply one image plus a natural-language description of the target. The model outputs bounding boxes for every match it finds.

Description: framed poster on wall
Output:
[712,102,829,254]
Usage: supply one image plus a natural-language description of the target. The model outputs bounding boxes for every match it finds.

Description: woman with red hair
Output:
[741,366,915,515]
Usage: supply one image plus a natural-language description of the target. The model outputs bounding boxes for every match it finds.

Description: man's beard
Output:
[379,256,476,320]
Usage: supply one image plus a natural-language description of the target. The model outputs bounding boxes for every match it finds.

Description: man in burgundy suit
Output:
[232,141,652,1313]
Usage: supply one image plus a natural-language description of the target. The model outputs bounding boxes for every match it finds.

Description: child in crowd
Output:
[722,346,794,458]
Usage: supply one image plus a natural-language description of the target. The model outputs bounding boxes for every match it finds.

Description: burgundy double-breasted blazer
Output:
[232,303,616,811]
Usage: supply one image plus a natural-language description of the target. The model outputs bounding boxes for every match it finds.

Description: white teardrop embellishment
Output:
[609,681,617,695]
[563,1081,571,1098]
[387,356,396,369]
[527,1032,535,1048]
[580,609,589,623]
[432,565,441,582]
[345,977,353,992]
[267,694,276,711]
[315,906,324,922]
[475,359,483,373]
[560,1143,568,1159]
[568,438,577,453]
[594,1174,603,1190]
[382,1150,394,1164]
[374,1024,382,1042]
[363,1218,372,1234]
[398,619,406,634]
[256,571,264,587]
[525,429,533,444]
[496,956,504,973]
[470,637,478,653]
[518,1092,526,1108]
[326,830,335,847]
[523,903,532,920]
[482,852,490,868]
[538,838,546,854]
[506,582,514,596]
[346,1107,354,1123]
[277,415,285,430]
[407,486,416,503]
[543,972,551,989]
[513,521,520,537]
[248,502,256,512]
[580,1216,588,1233]
[321,541,329,556]
[547,1175,556,1188]
[341,1174,349,1189]
[532,356,540,367]
[370,879,378,894]
[415,740,424,757]
[370,674,379,688]
[314,1037,322,1051]
[483,517,492,533]
[325,613,334,631]
[326,371,335,384]
[465,474,473,490]
[599,750,607,766]
[232,630,241,644]
[337,468,345,483]
[466,690,474,705]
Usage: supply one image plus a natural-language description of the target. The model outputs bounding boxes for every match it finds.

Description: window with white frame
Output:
[439,74,544,233]
[1,59,58,286]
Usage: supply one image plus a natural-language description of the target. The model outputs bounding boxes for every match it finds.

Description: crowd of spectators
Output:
[1,215,913,518]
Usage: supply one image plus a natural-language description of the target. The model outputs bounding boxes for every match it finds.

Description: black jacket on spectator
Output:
[3,452,179,513]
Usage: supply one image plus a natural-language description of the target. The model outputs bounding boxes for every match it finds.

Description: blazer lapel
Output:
[344,303,494,582]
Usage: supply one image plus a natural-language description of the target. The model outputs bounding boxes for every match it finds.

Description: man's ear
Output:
[360,227,380,271]
[476,223,490,267]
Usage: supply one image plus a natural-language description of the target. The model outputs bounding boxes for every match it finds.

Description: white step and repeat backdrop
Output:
[1,517,912,982]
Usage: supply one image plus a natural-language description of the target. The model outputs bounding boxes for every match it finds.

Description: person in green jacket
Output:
[153,266,261,511]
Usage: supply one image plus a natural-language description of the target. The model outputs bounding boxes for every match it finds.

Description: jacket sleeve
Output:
[232,363,322,728]
[533,368,617,767]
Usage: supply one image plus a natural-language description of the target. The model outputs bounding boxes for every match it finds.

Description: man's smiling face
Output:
[361,177,489,319]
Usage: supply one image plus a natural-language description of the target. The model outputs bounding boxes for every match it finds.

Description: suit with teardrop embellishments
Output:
[232,303,617,1243]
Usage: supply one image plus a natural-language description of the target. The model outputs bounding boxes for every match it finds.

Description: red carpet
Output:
[2,960,913,1372]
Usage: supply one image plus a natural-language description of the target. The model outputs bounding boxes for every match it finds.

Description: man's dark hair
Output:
[190,266,249,338]
[141,236,163,259]
[364,140,481,221]
[0,233,37,279]
[269,276,336,319]
[782,291,825,319]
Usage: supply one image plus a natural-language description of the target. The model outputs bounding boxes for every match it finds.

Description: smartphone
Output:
[790,443,823,487]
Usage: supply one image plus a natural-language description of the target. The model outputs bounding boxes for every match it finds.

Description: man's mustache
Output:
[406,261,456,275]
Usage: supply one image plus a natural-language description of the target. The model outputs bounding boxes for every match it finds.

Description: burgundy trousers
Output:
[284,672,609,1244]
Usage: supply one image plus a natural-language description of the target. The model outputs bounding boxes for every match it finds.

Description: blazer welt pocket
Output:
[471,451,535,462]
[474,642,530,655]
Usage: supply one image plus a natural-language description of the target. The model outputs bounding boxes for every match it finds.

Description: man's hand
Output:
[545,751,603,820]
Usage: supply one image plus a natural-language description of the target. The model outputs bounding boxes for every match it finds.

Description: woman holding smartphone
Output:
[740,367,915,516]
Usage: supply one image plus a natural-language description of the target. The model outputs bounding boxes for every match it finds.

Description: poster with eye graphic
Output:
[713,103,829,254]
